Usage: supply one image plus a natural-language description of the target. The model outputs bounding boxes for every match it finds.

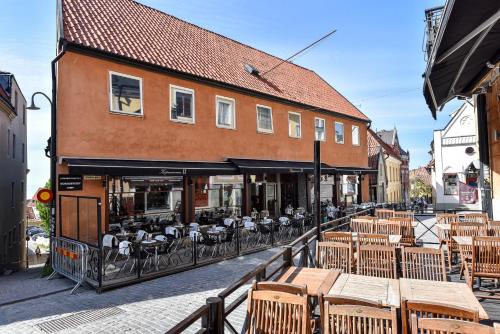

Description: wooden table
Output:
[452,236,472,246]
[326,273,400,308]
[277,267,340,297]
[352,233,402,245]
[399,278,488,319]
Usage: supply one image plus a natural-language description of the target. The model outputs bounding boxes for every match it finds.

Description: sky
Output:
[1,0,463,198]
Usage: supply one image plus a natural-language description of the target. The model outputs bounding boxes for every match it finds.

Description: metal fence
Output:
[48,237,89,294]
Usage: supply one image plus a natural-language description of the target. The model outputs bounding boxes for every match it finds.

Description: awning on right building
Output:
[424,1,500,118]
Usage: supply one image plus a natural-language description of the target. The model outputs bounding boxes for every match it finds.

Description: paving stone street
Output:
[0,248,282,334]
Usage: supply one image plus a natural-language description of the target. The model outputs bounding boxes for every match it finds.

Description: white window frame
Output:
[335,121,344,144]
[314,117,326,141]
[170,84,195,124]
[109,71,143,116]
[288,112,302,139]
[215,95,236,129]
[352,125,360,146]
[256,104,273,134]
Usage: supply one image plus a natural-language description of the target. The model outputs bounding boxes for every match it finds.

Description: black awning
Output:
[324,166,378,175]
[227,158,330,174]
[65,158,239,176]
[424,2,500,117]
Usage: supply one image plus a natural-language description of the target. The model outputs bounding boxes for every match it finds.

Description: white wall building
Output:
[432,102,482,211]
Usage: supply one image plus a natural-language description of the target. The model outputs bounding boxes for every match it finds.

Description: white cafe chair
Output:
[165,226,180,239]
[155,235,167,242]
[223,218,234,228]
[189,223,200,232]
[135,229,147,241]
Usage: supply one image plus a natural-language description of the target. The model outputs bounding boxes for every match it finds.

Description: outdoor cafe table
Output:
[399,278,488,319]
[277,267,340,297]
[351,233,402,246]
[327,273,400,308]
[452,236,472,246]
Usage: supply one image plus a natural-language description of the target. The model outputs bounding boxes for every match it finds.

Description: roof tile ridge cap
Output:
[125,0,315,74]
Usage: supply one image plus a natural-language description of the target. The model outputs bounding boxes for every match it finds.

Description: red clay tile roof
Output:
[61,0,369,121]
[367,129,401,161]
[410,166,432,187]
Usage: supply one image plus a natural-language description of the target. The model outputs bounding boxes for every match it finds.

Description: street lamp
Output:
[27,91,56,264]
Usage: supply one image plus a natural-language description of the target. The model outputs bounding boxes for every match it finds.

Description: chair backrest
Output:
[472,236,500,277]
[317,241,352,273]
[244,221,256,230]
[136,229,147,241]
[279,216,290,225]
[323,301,398,334]
[118,241,132,256]
[489,221,500,236]
[402,247,447,281]
[357,244,397,278]
[436,213,459,224]
[103,234,118,248]
[357,233,390,246]
[389,217,414,245]
[394,211,415,221]
[223,218,234,227]
[155,235,167,242]
[189,223,200,231]
[350,219,374,233]
[376,219,402,235]
[461,213,488,224]
[402,299,479,334]
[456,222,486,237]
[356,215,377,222]
[165,226,179,238]
[323,231,353,243]
[247,282,310,334]
[375,209,394,220]
[410,315,498,334]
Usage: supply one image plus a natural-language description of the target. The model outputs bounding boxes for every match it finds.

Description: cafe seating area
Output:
[241,209,500,334]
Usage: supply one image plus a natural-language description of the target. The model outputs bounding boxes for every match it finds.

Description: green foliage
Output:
[35,180,51,234]
[410,179,432,198]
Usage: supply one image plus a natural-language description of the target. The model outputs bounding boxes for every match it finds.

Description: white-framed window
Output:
[170,85,195,123]
[288,112,301,138]
[256,105,273,133]
[315,117,326,141]
[352,125,360,146]
[335,122,344,144]
[215,96,236,129]
[109,71,143,115]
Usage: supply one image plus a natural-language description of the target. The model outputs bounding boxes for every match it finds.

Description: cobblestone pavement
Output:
[0,248,283,334]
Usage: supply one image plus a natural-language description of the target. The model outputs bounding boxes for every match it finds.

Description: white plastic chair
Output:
[242,216,252,222]
[244,221,256,231]
[165,226,180,239]
[189,223,200,231]
[136,230,147,241]
[262,218,273,225]
[279,217,290,225]
[103,234,118,248]
[118,240,132,256]
[223,218,234,227]
[189,231,202,241]
[215,226,226,232]
[155,235,167,242]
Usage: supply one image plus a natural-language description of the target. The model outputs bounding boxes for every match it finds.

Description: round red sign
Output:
[37,188,53,203]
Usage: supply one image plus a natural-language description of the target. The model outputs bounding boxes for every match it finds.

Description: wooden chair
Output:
[375,219,402,235]
[489,221,500,236]
[402,247,447,281]
[410,315,498,334]
[356,215,377,222]
[323,231,353,244]
[323,298,398,334]
[357,233,390,246]
[246,281,311,334]
[401,299,479,334]
[461,213,488,224]
[389,217,415,246]
[436,213,459,247]
[357,244,397,278]
[350,219,374,234]
[445,221,461,271]
[464,236,500,289]
[394,211,415,221]
[457,222,486,237]
[375,209,394,220]
[317,241,352,273]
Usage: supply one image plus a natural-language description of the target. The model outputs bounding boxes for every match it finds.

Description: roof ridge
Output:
[128,0,315,74]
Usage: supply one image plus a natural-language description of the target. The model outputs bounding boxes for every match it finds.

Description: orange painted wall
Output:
[56,51,369,167]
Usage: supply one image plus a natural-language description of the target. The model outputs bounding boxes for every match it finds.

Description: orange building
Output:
[54,0,373,246]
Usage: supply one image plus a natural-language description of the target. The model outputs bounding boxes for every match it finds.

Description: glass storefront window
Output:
[194,175,243,215]
[443,174,458,195]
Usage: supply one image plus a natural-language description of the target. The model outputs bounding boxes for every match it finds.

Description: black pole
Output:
[314,140,321,243]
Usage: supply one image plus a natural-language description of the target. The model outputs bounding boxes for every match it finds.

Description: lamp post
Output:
[27,92,56,262]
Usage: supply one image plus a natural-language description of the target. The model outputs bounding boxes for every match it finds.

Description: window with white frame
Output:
[216,96,235,129]
[288,112,301,138]
[352,125,360,146]
[170,85,195,123]
[109,72,143,115]
[335,122,344,143]
[315,117,326,141]
[256,105,273,133]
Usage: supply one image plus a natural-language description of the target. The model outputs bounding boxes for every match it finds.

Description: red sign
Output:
[37,188,53,203]
[459,182,477,204]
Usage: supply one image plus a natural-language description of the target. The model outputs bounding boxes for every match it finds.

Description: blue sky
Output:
[1,0,462,197]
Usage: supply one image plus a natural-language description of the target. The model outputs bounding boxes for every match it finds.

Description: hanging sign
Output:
[36,188,53,203]
[58,175,83,191]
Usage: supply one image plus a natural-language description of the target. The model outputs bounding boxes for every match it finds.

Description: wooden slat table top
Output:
[435,223,451,230]
[400,278,488,319]
[326,273,400,308]
[452,236,472,246]
[277,267,340,297]
[351,233,402,245]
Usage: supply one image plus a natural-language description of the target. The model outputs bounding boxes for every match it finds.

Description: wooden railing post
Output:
[256,266,266,282]
[204,297,223,334]
[282,245,292,268]
[301,238,309,267]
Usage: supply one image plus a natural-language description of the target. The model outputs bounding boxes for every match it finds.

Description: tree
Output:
[35,180,51,234]
[410,179,432,198]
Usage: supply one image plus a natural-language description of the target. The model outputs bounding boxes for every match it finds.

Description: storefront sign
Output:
[459,182,477,204]
[58,175,83,191]
[159,169,185,176]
